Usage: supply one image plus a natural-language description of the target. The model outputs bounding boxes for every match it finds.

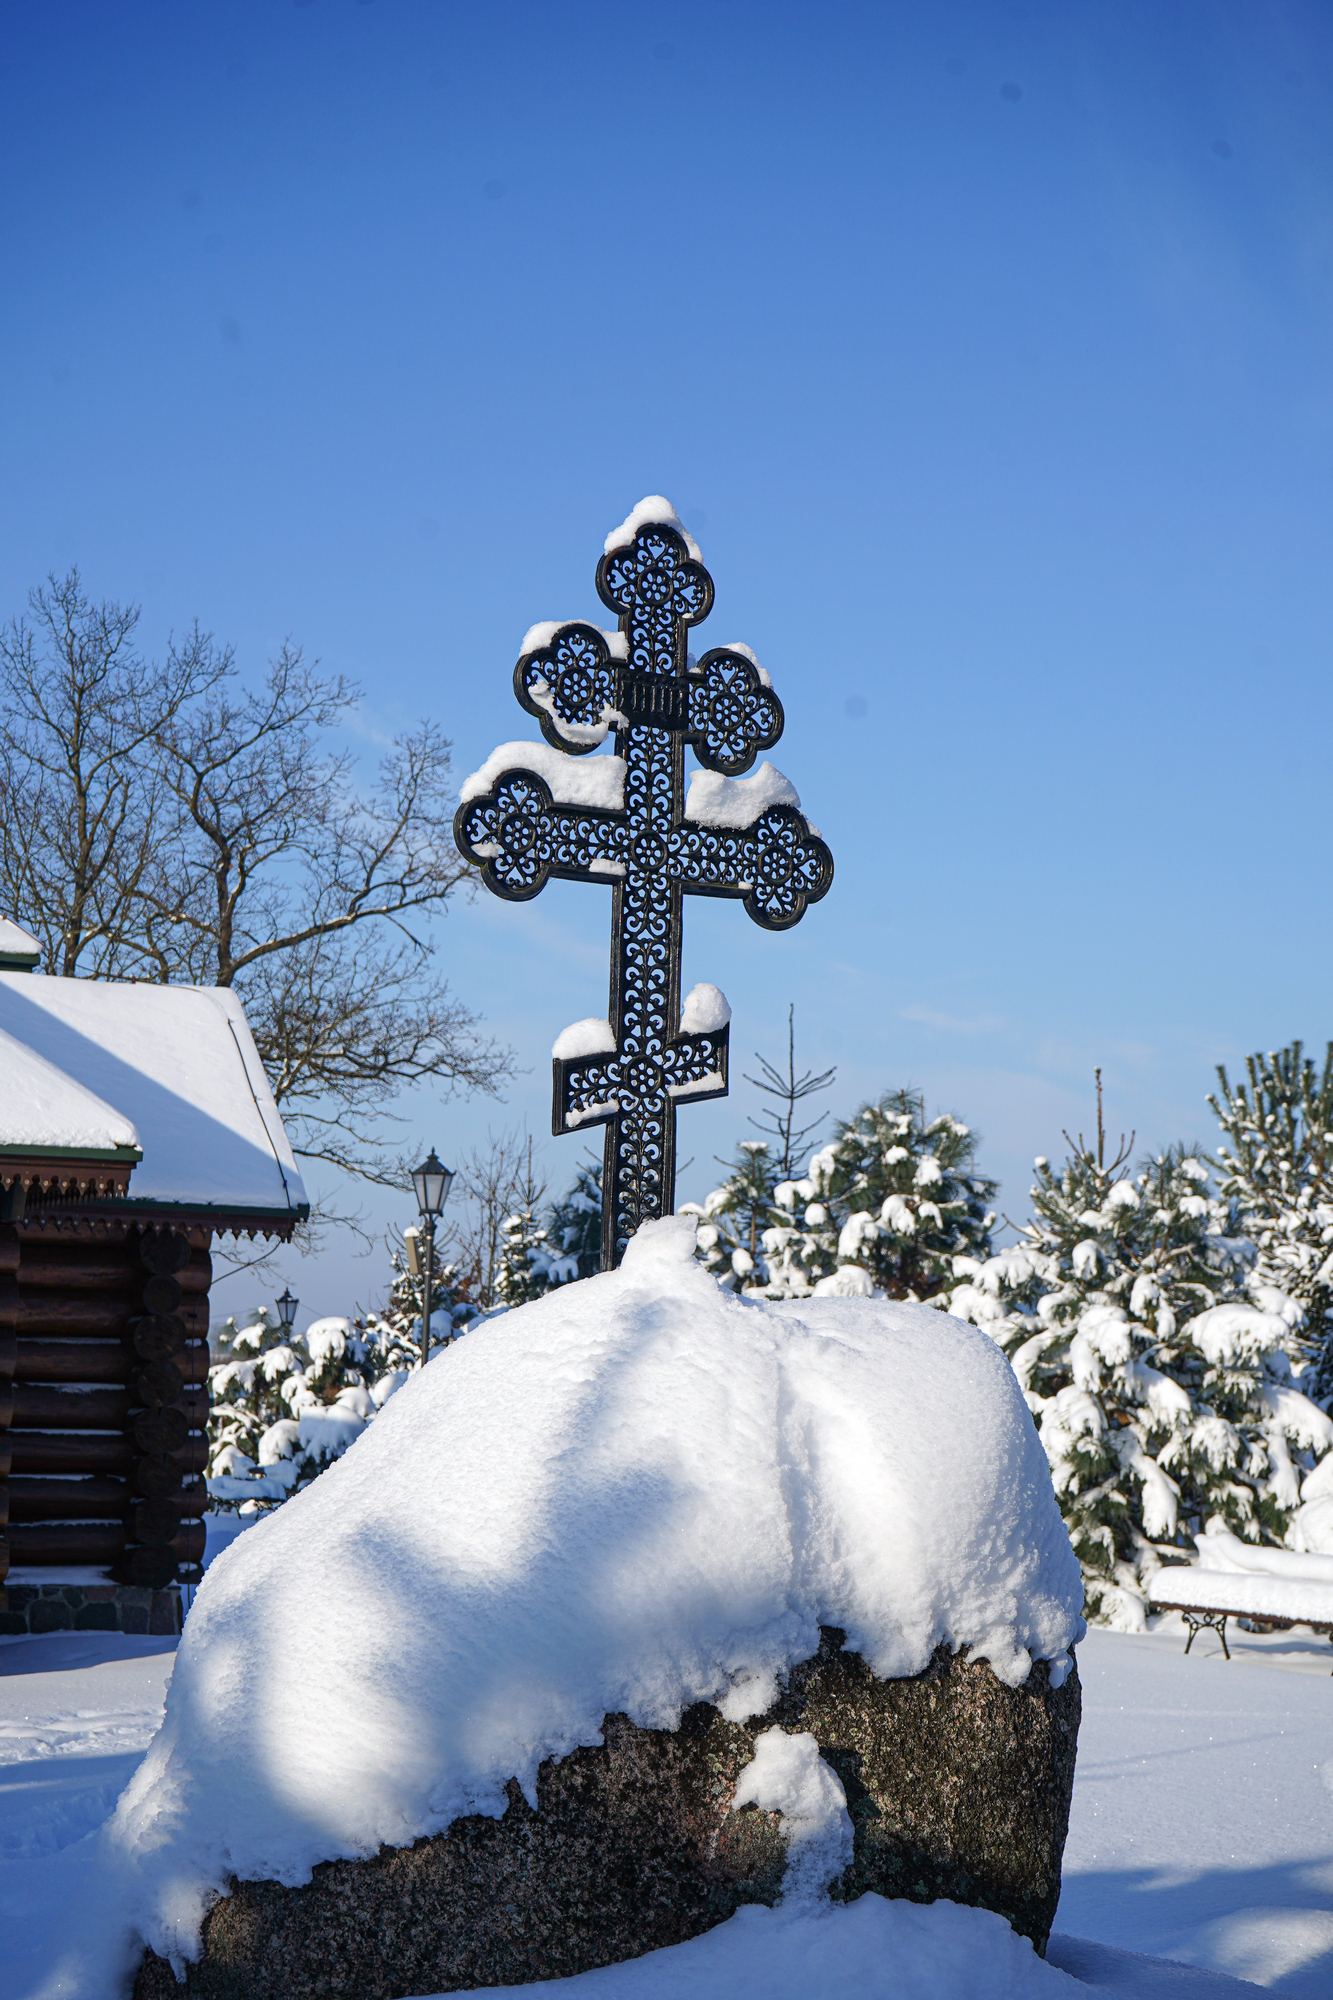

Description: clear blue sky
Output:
[3,2,1332,1321]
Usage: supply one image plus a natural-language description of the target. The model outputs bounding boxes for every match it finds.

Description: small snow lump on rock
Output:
[115,1214,1083,1997]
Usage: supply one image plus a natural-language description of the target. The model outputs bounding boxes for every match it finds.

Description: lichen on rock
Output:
[133,1631,1079,1999]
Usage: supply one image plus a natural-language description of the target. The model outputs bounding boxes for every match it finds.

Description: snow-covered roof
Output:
[94,1216,1082,1976]
[0,1028,140,1154]
[0,976,308,1219]
[0,916,41,970]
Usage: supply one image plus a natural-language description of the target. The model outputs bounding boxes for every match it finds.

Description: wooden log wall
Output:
[0,1223,210,1589]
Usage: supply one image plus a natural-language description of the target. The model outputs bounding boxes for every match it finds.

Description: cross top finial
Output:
[597,509,713,679]
[456,497,833,1268]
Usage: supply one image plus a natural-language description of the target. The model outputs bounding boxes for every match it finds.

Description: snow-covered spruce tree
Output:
[818,1090,996,1299]
[208,1306,379,1513]
[686,1091,994,1302]
[948,1102,1333,1627]
[207,1287,443,1514]
[682,1008,840,1294]
[208,1304,291,1479]
[537,1160,603,1284]
[494,1206,554,1306]
[690,1140,786,1292]
[1209,1042,1333,1403]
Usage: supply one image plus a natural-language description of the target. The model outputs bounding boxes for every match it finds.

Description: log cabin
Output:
[0,921,308,1603]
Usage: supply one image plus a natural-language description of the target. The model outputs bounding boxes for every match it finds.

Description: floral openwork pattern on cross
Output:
[687,649,784,774]
[455,510,833,1267]
[513,625,622,753]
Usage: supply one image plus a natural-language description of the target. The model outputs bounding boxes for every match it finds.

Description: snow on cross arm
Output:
[705,640,773,689]
[520,620,629,663]
[679,983,731,1035]
[685,762,801,828]
[65,1216,1083,1991]
[519,622,629,749]
[552,1018,618,1060]
[459,741,627,811]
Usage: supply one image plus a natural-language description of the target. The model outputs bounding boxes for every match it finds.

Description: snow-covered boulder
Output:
[101,1217,1082,1999]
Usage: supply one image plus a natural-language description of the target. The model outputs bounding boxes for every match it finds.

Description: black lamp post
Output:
[410,1148,454,1370]
[276,1287,299,1336]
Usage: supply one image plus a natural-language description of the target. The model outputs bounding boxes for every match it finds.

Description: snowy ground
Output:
[0,1618,1328,1998]
[1058,1619,1333,1993]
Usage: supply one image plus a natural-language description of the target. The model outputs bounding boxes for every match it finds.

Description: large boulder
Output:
[65,1217,1083,1999]
[134,1631,1079,1999]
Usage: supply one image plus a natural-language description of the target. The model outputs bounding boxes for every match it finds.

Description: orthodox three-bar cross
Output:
[454,504,833,1269]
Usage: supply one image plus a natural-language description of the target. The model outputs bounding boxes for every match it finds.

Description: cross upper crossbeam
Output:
[454,501,833,1269]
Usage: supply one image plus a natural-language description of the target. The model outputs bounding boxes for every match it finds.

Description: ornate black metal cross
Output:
[454,501,833,1269]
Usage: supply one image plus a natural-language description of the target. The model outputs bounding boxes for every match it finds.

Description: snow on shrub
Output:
[1210,1040,1333,1402]
[948,1142,1332,1629]
[684,1090,995,1301]
[206,1296,458,1513]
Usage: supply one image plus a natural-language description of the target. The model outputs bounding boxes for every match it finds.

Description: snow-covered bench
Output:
[1148,1527,1333,1668]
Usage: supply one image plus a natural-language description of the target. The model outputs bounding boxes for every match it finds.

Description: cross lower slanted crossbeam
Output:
[455,502,833,1269]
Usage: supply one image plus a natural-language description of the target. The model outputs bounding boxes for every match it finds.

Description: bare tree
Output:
[744,1005,837,1181]
[0,574,512,1211]
[443,1130,547,1310]
[133,639,510,1181]
[0,571,224,976]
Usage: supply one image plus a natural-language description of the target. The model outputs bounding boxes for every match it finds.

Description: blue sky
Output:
[3,1,1332,1321]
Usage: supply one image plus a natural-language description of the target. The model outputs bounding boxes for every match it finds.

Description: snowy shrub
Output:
[1209,1041,1333,1404]
[684,1089,995,1303]
[207,1286,466,1516]
[536,1160,603,1286]
[948,1138,1333,1628]
[359,1229,479,1361]
[684,1140,799,1293]
[818,1093,996,1298]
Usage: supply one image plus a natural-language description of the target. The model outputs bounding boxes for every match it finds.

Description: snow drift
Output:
[74,1214,1083,1988]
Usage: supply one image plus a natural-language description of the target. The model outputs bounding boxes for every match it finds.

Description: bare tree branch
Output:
[0,572,226,975]
[0,576,513,1209]
[743,1004,837,1181]
[440,1130,547,1310]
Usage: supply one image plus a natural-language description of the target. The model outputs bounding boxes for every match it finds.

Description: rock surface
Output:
[134,1631,1080,2000]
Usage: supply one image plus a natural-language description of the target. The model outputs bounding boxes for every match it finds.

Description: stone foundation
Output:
[0,1580,182,1636]
[133,1631,1080,2000]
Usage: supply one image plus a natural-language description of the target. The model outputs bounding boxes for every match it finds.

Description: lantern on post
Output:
[276,1288,299,1335]
[410,1149,454,1371]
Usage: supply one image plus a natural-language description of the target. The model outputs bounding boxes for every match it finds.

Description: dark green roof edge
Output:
[0,1142,143,1164]
[103,1196,311,1222]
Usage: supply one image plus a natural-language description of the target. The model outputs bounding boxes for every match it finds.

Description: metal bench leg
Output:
[1182,1611,1229,1659]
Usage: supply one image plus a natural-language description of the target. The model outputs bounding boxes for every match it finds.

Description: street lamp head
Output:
[276,1287,299,1334]
[411,1148,454,1218]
